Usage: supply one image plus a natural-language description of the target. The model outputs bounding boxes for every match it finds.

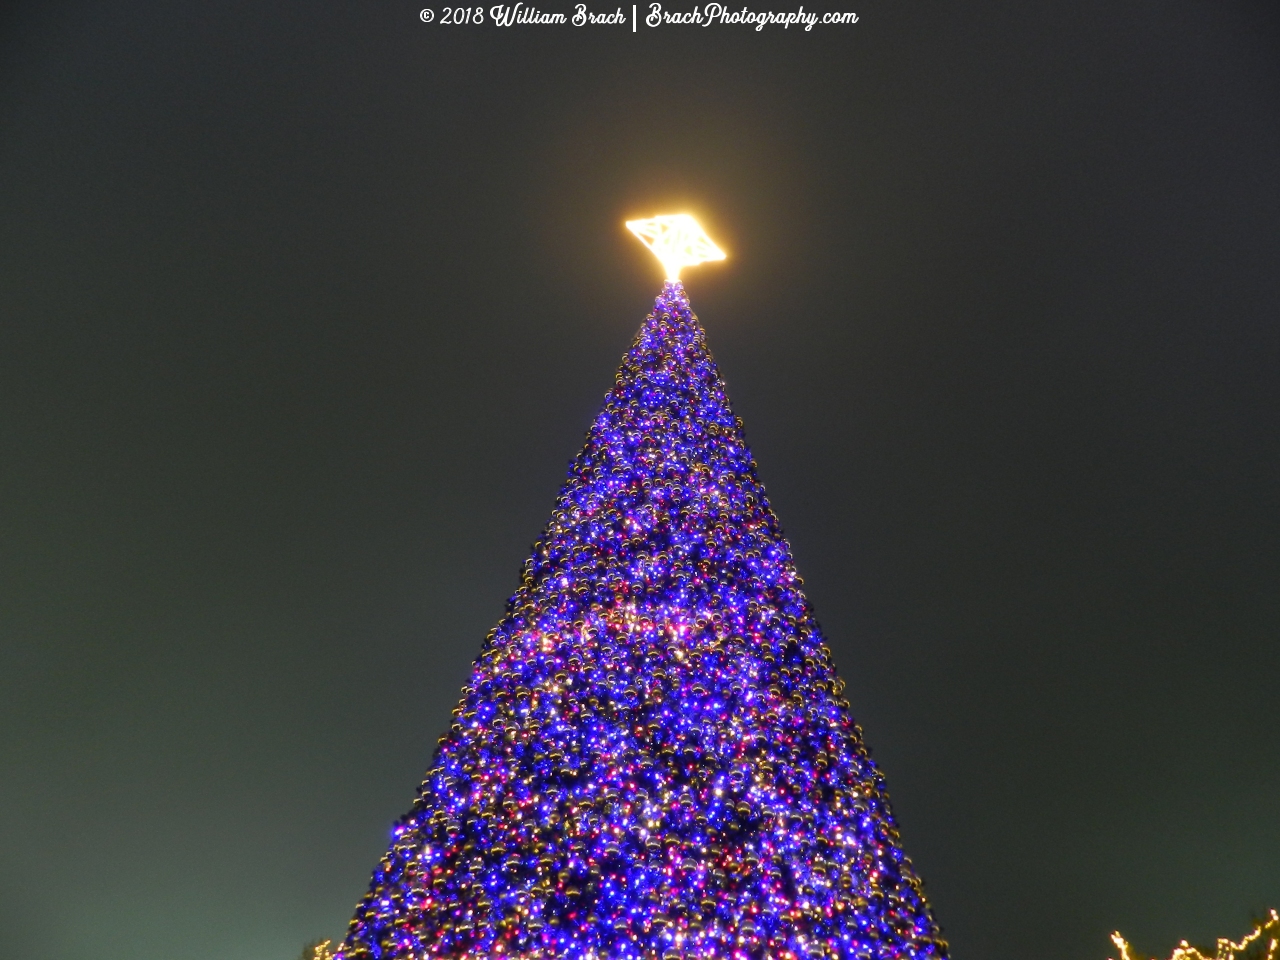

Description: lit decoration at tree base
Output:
[336,222,945,959]
[1111,910,1280,960]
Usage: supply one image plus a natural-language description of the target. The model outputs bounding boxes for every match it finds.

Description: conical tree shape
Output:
[339,283,946,960]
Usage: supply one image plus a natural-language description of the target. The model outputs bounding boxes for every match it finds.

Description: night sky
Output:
[2,3,1278,959]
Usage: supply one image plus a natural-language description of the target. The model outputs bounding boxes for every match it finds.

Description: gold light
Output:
[625,214,726,282]
[1111,909,1279,960]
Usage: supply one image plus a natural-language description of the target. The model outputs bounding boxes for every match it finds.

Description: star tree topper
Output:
[625,214,727,282]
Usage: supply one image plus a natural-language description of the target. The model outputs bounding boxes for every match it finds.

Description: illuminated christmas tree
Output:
[337,217,946,960]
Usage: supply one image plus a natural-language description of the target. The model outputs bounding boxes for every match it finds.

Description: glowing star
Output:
[625,214,726,282]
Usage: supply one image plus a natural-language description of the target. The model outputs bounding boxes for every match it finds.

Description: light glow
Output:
[625,214,726,281]
[1111,909,1279,960]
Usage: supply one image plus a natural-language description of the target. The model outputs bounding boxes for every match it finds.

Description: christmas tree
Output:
[337,219,946,960]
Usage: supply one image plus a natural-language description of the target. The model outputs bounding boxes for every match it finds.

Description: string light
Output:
[625,215,726,282]
[1111,910,1280,960]
[336,281,945,959]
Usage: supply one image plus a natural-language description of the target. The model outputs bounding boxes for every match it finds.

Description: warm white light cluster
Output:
[625,214,726,282]
[1111,909,1279,960]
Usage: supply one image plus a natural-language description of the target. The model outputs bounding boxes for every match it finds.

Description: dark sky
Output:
[2,2,1278,959]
